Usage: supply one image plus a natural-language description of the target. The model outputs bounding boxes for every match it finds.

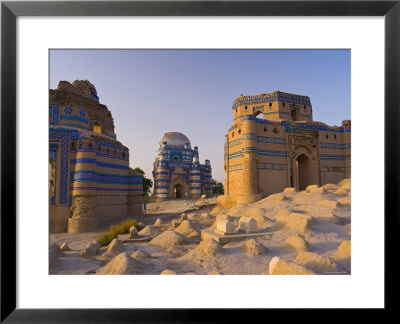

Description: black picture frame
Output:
[1,0,399,322]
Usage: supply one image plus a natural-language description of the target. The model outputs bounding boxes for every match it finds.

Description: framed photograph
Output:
[1,0,398,321]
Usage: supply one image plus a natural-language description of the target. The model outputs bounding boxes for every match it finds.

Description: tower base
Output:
[217,194,263,208]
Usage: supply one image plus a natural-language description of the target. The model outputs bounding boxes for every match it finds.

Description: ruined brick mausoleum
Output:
[152,132,213,201]
[219,91,351,207]
[49,80,143,233]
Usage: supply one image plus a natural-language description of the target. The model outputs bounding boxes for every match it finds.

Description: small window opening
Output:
[173,156,179,162]
[238,129,241,134]
[263,126,267,132]
[93,122,102,134]
[255,111,263,119]
[326,134,329,139]
[245,106,248,110]
[232,132,234,137]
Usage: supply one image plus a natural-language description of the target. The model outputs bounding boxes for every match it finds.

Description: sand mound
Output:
[241,239,268,255]
[334,187,350,195]
[295,252,342,274]
[104,238,124,257]
[154,218,162,227]
[60,242,71,251]
[96,252,141,275]
[338,196,351,206]
[149,230,188,248]
[50,243,62,256]
[130,250,150,260]
[80,241,99,258]
[338,178,351,189]
[283,235,309,252]
[244,207,274,228]
[207,270,221,275]
[317,199,341,208]
[271,193,288,201]
[187,213,199,220]
[166,246,188,257]
[335,240,351,259]
[321,183,340,190]
[138,225,161,238]
[210,206,226,215]
[200,212,212,220]
[283,187,296,193]
[160,269,176,275]
[275,212,313,233]
[184,239,224,264]
[304,185,326,194]
[196,239,224,257]
[269,256,315,275]
[187,230,200,239]
[293,206,341,224]
[342,223,351,236]
[227,204,249,216]
[175,220,199,237]
[49,243,63,267]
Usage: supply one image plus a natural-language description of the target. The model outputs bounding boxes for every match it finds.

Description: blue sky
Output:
[50,49,350,185]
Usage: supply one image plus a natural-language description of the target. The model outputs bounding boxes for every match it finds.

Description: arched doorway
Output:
[296,154,313,190]
[174,184,184,198]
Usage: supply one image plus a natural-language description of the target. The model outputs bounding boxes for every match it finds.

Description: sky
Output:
[50,49,351,185]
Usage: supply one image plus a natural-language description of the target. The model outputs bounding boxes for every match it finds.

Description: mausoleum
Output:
[219,90,351,207]
[152,132,213,201]
[49,80,143,233]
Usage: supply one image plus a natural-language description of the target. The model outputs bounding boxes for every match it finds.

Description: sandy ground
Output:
[50,182,351,275]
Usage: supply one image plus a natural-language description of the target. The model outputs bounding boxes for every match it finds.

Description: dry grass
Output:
[97,219,141,246]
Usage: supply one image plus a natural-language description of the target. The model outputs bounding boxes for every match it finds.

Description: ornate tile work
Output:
[80,109,85,117]
[286,124,351,133]
[242,133,286,145]
[49,129,70,205]
[232,92,311,109]
[243,115,271,124]
[320,142,351,149]
[49,143,58,205]
[257,163,286,170]
[225,147,288,160]
[320,154,345,161]
[64,107,72,114]
[60,115,88,123]
[49,105,59,125]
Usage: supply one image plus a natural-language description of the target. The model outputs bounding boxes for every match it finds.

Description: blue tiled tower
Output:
[152,132,212,201]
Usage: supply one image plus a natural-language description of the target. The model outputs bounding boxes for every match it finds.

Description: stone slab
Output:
[201,229,272,245]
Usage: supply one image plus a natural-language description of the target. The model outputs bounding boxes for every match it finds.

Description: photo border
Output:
[1,0,399,321]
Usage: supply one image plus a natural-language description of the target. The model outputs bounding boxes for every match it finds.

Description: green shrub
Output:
[97,219,141,247]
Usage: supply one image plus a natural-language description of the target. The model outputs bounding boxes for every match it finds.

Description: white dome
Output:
[159,132,191,148]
